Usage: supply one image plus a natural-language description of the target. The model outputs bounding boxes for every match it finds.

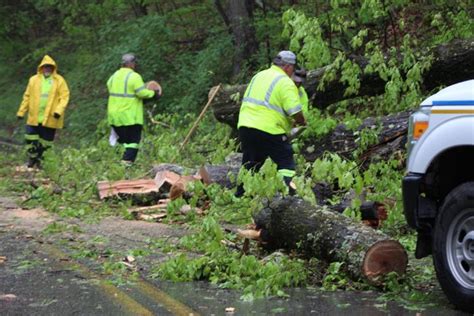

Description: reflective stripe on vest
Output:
[40,93,49,98]
[242,75,288,116]
[135,85,146,93]
[109,71,135,98]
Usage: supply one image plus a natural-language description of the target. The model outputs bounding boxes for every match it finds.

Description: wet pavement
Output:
[1,196,472,316]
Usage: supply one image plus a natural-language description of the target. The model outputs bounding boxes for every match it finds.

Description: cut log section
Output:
[253,196,407,282]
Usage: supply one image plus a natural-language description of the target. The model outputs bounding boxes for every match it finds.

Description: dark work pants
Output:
[25,124,56,167]
[236,127,295,196]
[111,124,142,162]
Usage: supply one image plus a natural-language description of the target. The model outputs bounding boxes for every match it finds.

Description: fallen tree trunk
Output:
[212,39,474,128]
[253,196,407,282]
[302,111,409,163]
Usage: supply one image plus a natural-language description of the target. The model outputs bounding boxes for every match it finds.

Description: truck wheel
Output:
[433,182,474,313]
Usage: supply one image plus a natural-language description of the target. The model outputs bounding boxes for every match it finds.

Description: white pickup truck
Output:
[402,79,474,312]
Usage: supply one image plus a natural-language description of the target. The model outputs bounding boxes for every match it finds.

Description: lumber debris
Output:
[169,175,202,200]
[154,170,181,192]
[97,179,160,200]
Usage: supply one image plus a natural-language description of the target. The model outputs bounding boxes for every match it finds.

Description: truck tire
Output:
[433,182,474,313]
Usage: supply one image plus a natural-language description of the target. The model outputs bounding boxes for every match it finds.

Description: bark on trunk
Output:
[302,111,410,163]
[254,196,407,282]
[211,39,474,128]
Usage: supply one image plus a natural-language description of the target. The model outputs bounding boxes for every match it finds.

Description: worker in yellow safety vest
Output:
[236,51,306,196]
[289,68,309,140]
[17,55,70,168]
[107,53,161,164]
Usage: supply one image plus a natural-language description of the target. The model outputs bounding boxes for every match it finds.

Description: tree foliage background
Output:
[1,0,472,143]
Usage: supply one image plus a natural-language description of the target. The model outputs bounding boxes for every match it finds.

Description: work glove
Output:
[53,113,61,119]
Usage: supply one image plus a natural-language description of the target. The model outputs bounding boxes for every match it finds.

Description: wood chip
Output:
[129,204,168,215]
[0,256,6,263]
[0,294,17,301]
[125,255,135,263]
[137,213,167,221]
[225,307,236,313]
[237,229,261,240]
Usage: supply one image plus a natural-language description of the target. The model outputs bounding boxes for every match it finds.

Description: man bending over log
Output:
[236,51,306,197]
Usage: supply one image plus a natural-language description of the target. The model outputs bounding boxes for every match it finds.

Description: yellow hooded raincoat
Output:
[17,55,70,129]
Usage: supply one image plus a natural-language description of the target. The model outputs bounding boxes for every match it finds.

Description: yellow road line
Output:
[42,242,199,316]
[133,279,199,316]
[42,243,154,316]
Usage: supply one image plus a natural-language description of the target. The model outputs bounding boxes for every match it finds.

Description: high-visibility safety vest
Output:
[238,65,302,135]
[299,86,309,117]
[38,76,53,123]
[107,68,155,126]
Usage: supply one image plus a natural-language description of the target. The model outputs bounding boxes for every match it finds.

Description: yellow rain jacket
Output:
[17,55,70,129]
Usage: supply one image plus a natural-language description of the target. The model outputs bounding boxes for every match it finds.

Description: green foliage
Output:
[353,125,381,158]
[430,3,474,45]
[153,243,307,301]
[238,159,289,199]
[299,108,338,140]
[282,9,332,69]
[322,262,349,290]
[309,153,406,228]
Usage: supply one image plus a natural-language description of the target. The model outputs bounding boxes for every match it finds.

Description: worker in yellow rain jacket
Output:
[107,54,161,164]
[17,55,70,168]
[236,51,306,196]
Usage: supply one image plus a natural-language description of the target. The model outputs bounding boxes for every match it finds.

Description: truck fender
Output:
[407,116,474,173]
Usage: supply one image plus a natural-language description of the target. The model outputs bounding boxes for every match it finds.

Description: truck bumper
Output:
[402,173,424,229]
